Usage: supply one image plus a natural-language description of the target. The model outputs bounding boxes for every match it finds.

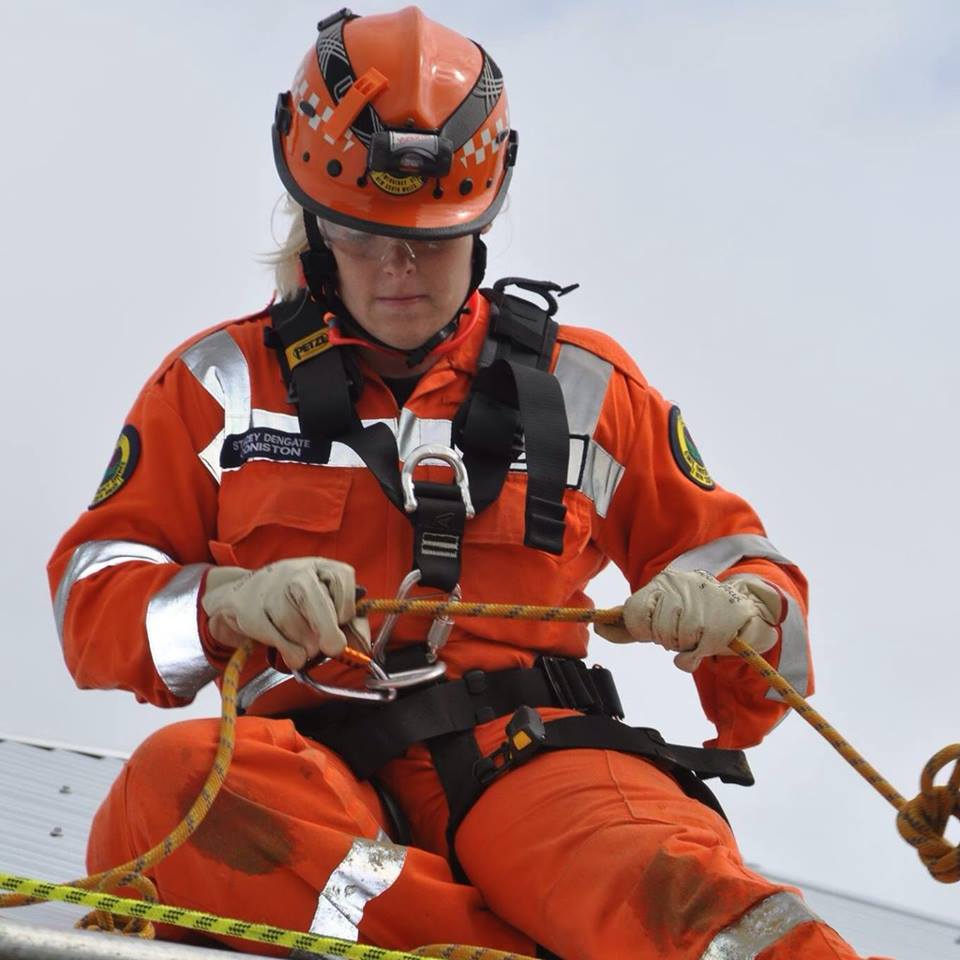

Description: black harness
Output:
[262,280,754,878]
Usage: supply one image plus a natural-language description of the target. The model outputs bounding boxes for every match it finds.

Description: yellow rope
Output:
[0,874,529,959]
[3,594,955,958]
[358,597,623,623]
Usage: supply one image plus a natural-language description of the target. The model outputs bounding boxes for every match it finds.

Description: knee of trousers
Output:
[87,717,225,873]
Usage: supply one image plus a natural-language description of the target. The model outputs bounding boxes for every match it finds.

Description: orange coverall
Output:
[49,292,874,959]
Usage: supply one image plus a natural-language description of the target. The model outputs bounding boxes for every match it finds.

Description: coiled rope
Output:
[1,598,956,957]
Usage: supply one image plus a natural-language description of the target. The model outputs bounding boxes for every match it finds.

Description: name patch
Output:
[221,429,331,469]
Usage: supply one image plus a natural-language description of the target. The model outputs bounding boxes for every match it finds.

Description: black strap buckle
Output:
[474,706,547,786]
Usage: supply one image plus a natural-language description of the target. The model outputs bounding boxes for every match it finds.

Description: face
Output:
[325,224,475,363]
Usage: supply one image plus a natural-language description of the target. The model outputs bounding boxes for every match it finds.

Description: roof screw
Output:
[49,826,63,838]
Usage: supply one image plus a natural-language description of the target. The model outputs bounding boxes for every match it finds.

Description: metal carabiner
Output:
[372,569,424,663]
[425,581,461,663]
[400,443,475,518]
[293,652,396,703]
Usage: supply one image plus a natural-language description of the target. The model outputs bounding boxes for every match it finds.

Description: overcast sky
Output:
[1,0,958,937]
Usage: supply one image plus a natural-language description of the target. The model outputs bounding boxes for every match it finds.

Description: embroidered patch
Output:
[90,425,141,508]
[221,428,331,469]
[668,406,715,490]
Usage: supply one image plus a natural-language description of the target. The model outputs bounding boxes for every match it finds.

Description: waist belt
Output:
[284,655,753,788]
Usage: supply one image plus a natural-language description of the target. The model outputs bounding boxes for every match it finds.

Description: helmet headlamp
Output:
[367,130,454,178]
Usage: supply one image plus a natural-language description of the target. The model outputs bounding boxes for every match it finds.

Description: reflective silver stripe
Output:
[182,329,252,483]
[553,344,622,514]
[580,439,625,518]
[54,540,174,644]
[668,535,808,699]
[700,891,818,959]
[554,344,612,436]
[308,837,407,942]
[146,564,217,700]
[728,573,809,699]
[198,429,225,484]
[236,666,294,712]
[667,534,793,575]
[397,409,453,459]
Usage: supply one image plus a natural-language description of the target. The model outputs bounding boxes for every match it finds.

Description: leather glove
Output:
[595,569,782,673]
[201,558,371,671]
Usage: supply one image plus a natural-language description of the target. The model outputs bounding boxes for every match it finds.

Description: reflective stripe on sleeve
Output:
[145,564,218,700]
[667,534,793,575]
[307,837,407,942]
[700,891,818,959]
[667,534,807,699]
[182,329,252,484]
[727,573,809,700]
[54,539,174,644]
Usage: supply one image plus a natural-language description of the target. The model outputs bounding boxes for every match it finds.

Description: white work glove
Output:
[201,558,371,671]
[595,569,782,673]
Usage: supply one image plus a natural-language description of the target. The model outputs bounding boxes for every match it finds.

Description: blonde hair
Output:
[261,194,308,301]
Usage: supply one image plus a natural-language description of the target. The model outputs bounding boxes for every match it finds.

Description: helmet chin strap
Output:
[299,211,487,368]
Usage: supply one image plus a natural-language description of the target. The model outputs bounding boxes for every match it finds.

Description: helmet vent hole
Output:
[327,159,342,177]
[299,100,317,118]
[459,178,473,196]
[302,151,311,163]
[356,175,368,188]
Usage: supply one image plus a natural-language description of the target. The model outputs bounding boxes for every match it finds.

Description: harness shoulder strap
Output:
[265,293,361,440]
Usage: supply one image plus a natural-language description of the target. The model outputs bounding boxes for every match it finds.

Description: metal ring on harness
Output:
[401,443,476,517]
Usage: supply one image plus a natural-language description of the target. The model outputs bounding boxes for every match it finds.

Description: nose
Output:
[379,239,417,275]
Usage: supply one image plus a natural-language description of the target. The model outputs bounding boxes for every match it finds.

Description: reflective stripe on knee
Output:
[700,892,819,959]
[307,837,407,942]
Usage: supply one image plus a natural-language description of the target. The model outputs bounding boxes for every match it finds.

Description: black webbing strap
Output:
[265,294,359,440]
[429,709,747,882]
[457,358,569,553]
[408,481,467,592]
[290,662,588,781]
[491,715,755,787]
[287,657,751,787]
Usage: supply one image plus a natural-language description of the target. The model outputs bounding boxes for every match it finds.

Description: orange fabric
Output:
[88,715,868,958]
[48,294,808,747]
[51,293,844,956]
[88,717,534,957]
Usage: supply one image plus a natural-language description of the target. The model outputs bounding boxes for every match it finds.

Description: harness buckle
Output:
[474,705,548,786]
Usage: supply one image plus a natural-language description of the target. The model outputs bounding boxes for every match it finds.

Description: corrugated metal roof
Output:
[0,737,125,930]
[0,735,956,958]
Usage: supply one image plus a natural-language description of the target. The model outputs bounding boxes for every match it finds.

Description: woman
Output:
[48,8,881,959]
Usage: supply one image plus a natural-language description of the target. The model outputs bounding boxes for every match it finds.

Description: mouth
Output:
[376,294,427,303]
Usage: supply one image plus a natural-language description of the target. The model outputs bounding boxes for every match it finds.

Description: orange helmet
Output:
[272,7,517,239]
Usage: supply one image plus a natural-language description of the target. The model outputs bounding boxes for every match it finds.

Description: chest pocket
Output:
[210,463,352,568]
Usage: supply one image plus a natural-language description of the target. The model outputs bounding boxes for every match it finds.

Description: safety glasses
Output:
[318,219,457,262]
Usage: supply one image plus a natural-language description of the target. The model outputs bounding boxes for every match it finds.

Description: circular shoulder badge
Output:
[90,425,141,508]
[668,406,715,490]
